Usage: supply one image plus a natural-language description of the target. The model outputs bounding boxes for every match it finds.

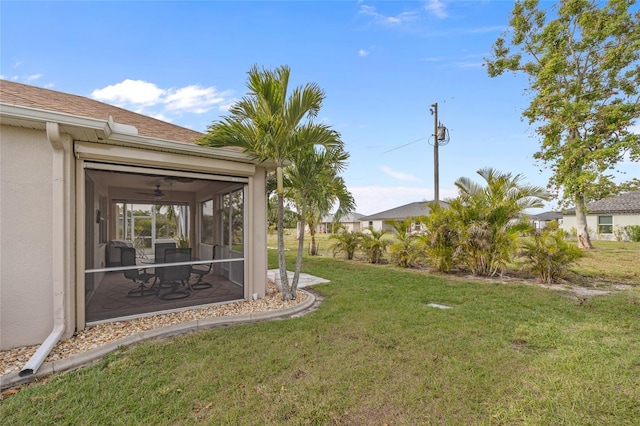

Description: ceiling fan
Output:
[136,184,165,199]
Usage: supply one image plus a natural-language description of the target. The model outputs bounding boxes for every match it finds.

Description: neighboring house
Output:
[561,190,640,241]
[0,80,270,357]
[360,201,447,232]
[317,212,365,233]
[531,211,563,232]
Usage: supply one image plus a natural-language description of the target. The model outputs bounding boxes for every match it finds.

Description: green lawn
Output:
[2,248,639,424]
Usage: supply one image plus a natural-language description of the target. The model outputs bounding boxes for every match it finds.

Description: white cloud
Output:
[358,4,418,26]
[380,165,421,182]
[91,79,235,121]
[424,0,447,19]
[358,49,370,57]
[164,85,230,114]
[149,113,173,123]
[91,79,165,106]
[25,73,43,82]
[350,185,458,215]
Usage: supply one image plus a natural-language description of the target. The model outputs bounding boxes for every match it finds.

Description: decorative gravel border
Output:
[1,285,315,391]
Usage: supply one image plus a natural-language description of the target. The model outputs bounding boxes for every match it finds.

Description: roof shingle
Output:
[0,80,203,144]
[564,190,640,215]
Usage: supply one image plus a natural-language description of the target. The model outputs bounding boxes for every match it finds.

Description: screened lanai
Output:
[83,167,246,323]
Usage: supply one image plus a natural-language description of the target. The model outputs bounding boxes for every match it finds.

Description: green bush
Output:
[519,229,584,284]
[624,225,640,242]
[389,238,421,268]
[360,227,389,264]
[329,230,361,260]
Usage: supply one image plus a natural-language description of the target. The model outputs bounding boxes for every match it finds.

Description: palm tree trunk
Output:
[574,192,593,249]
[276,167,291,299]
[291,218,305,298]
[309,222,317,255]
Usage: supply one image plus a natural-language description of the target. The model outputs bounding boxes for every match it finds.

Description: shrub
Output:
[329,230,361,260]
[545,219,559,231]
[624,225,640,242]
[519,229,584,284]
[420,204,459,273]
[360,227,389,264]
[389,238,421,268]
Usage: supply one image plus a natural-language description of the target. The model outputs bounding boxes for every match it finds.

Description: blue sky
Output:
[2,1,637,215]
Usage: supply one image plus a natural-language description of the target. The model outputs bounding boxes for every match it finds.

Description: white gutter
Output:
[20,122,67,377]
[0,103,259,164]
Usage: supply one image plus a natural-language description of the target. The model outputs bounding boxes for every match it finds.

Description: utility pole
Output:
[431,102,439,203]
[429,103,449,204]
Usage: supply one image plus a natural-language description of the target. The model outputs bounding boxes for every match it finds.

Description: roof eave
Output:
[0,102,259,164]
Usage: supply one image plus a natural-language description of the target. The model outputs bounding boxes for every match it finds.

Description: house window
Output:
[598,215,613,234]
[201,199,214,245]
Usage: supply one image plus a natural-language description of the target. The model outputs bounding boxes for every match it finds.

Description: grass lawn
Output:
[2,244,639,424]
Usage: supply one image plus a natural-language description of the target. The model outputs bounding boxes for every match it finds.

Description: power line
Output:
[382,136,429,154]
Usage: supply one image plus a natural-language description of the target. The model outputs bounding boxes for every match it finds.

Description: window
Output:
[598,215,613,234]
[201,200,214,244]
[220,189,244,251]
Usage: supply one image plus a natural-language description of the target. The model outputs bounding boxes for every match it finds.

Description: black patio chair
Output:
[120,247,156,297]
[154,242,176,264]
[190,244,220,290]
[156,247,192,300]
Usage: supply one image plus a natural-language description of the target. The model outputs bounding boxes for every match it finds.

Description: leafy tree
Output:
[486,0,640,249]
[584,177,640,202]
[520,229,584,283]
[200,65,342,300]
[452,168,548,276]
[329,230,362,260]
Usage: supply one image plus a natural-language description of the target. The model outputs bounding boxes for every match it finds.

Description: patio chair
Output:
[156,247,192,300]
[154,242,176,264]
[120,247,156,297]
[190,244,220,290]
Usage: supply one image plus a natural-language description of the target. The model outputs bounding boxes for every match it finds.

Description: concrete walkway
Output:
[1,271,328,391]
[267,269,331,288]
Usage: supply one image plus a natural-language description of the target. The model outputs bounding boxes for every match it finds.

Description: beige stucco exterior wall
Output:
[1,128,268,351]
[561,213,640,241]
[0,125,76,350]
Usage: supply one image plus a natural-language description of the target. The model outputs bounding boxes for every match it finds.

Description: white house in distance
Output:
[561,190,640,240]
[317,212,365,233]
[360,201,447,232]
[0,81,270,371]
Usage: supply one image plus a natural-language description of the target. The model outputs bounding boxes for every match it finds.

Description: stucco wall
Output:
[561,213,640,241]
[0,126,56,349]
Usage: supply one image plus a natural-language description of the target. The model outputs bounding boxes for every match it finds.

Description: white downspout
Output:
[20,122,67,377]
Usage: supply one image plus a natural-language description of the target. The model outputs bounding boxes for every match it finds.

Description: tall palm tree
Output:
[283,144,354,293]
[452,167,549,276]
[199,65,342,300]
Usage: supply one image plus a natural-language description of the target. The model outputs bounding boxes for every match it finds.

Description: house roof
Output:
[360,201,448,221]
[0,80,203,144]
[531,211,563,221]
[320,212,365,223]
[564,190,640,215]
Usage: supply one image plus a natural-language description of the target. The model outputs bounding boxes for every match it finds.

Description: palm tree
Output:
[452,167,549,276]
[329,230,361,260]
[199,65,342,300]
[283,144,354,294]
[386,218,420,268]
[360,227,390,264]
